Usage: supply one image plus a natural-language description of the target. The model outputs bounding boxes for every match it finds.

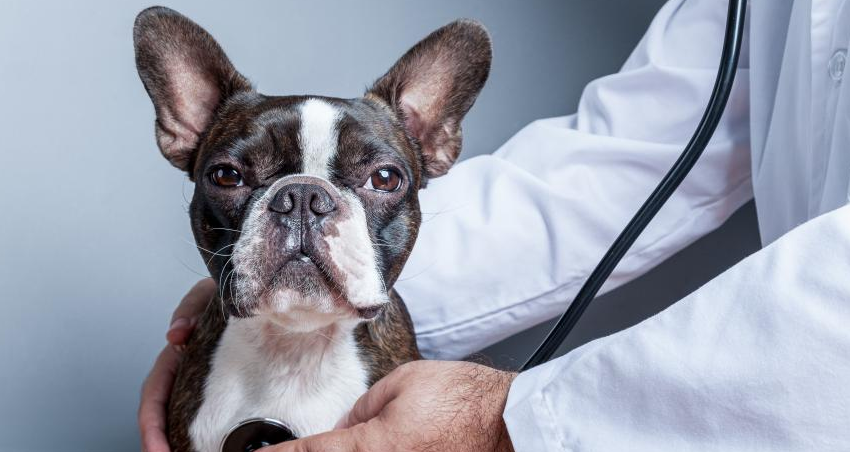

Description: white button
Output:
[829,49,847,81]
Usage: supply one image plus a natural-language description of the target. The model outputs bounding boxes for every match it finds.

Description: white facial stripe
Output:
[299,99,341,178]
[326,191,388,308]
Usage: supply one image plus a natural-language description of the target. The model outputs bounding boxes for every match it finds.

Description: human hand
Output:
[261,360,516,452]
[139,278,216,452]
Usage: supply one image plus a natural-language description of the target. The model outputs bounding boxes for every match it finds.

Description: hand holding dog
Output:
[262,361,516,452]
[139,278,215,452]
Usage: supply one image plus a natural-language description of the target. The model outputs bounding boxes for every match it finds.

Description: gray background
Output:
[0,1,759,451]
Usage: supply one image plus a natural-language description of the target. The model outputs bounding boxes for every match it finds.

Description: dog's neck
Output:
[189,313,369,449]
[228,314,360,365]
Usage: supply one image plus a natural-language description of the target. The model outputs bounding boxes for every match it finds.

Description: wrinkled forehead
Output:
[196,95,416,180]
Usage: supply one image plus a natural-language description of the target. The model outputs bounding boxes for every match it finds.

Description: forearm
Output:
[504,203,850,451]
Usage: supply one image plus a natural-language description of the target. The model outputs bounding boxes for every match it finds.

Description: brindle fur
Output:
[166,300,226,452]
[354,290,423,385]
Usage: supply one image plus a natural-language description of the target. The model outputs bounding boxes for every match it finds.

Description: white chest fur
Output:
[189,317,369,452]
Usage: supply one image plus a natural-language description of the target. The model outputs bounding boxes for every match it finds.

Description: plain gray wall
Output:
[0,1,760,451]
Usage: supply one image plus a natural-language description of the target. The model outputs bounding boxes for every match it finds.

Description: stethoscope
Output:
[220,418,294,452]
[221,0,748,449]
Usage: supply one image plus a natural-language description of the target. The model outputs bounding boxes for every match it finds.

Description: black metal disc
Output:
[220,418,296,452]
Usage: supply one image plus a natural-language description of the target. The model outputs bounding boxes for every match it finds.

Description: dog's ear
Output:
[368,20,491,179]
[133,7,251,172]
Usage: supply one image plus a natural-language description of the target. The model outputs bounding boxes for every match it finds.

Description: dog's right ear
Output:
[133,6,251,172]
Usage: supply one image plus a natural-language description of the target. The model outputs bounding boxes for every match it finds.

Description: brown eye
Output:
[210,166,244,187]
[365,168,402,192]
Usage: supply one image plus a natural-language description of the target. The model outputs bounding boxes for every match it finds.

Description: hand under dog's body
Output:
[133,7,491,452]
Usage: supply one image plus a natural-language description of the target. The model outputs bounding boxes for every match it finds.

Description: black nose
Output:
[268,183,336,217]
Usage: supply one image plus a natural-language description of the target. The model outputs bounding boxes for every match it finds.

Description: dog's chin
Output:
[262,307,358,333]
[233,257,359,329]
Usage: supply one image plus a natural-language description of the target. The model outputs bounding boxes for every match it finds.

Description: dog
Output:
[134,6,491,451]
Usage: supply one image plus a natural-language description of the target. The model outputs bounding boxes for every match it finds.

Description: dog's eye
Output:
[210,166,244,188]
[364,168,402,192]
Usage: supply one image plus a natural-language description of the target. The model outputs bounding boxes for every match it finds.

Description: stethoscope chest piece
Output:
[220,418,296,452]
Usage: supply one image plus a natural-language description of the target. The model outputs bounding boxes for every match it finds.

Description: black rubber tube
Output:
[522,0,748,371]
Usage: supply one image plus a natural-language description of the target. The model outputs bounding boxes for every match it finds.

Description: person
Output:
[140,0,850,450]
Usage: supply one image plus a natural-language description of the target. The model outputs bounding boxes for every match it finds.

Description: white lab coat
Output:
[395,0,850,449]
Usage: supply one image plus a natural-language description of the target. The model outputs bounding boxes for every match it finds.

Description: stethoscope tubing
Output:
[521,0,749,371]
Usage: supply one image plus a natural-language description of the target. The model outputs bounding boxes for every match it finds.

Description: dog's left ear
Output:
[368,20,491,179]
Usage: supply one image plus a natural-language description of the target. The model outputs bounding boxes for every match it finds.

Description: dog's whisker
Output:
[227,269,239,313]
[419,207,458,223]
[372,240,407,252]
[224,269,236,303]
[395,261,436,282]
[204,243,236,267]
[208,227,244,233]
[186,240,235,257]
[175,256,212,279]
[217,255,236,319]
[372,242,406,250]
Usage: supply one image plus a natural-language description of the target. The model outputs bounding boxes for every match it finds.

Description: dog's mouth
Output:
[230,244,384,322]
[270,253,384,320]
[271,251,340,298]
[280,252,322,275]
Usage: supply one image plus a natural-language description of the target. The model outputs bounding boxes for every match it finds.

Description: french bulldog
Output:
[133,6,491,451]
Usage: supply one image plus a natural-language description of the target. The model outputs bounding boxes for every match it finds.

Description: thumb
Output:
[167,278,215,345]
[258,427,361,452]
[334,366,404,429]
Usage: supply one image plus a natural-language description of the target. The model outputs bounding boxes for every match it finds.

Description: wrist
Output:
[495,424,515,452]
[493,371,517,452]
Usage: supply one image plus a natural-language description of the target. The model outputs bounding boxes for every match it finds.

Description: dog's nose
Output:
[268,183,336,217]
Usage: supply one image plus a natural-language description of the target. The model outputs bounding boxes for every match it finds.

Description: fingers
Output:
[265,365,412,452]
[143,279,215,450]
[167,278,215,346]
[171,278,216,324]
[139,346,180,452]
[335,365,407,429]
[259,427,364,452]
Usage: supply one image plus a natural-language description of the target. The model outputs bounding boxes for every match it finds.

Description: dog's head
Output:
[134,7,490,330]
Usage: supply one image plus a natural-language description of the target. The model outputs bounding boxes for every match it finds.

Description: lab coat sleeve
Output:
[396,0,752,359]
[504,203,850,452]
